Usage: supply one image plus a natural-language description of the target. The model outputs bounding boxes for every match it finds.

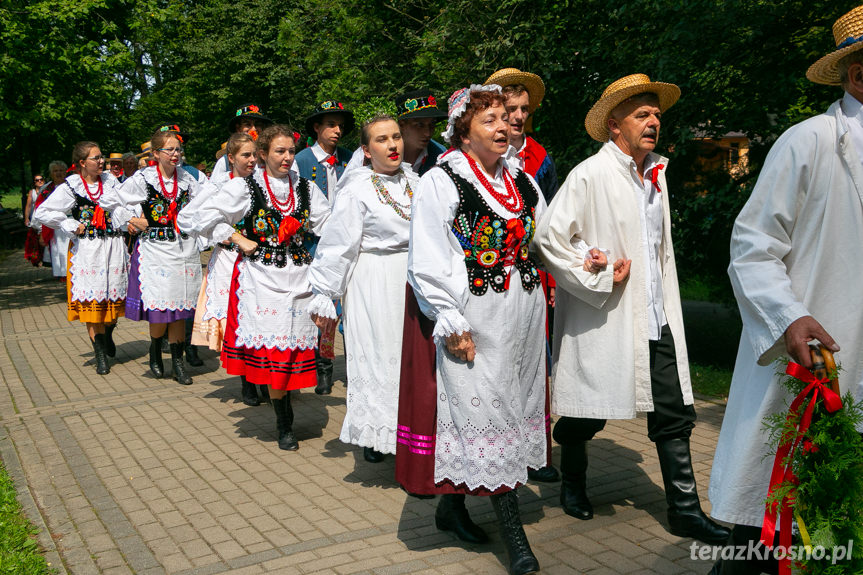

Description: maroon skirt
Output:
[394,284,512,496]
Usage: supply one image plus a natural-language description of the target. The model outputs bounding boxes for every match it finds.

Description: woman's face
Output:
[79,146,104,180]
[50,165,66,183]
[462,101,510,169]
[229,141,258,179]
[154,136,182,172]
[260,135,295,178]
[363,119,403,176]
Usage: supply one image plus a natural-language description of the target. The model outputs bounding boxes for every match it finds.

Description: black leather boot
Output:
[241,376,260,406]
[709,524,775,574]
[435,494,489,544]
[185,343,203,367]
[490,490,539,575]
[92,333,110,375]
[315,355,334,395]
[104,323,117,358]
[149,336,164,378]
[656,437,731,545]
[259,383,270,403]
[528,464,560,483]
[363,447,385,463]
[560,441,593,520]
[170,342,193,385]
[272,396,298,450]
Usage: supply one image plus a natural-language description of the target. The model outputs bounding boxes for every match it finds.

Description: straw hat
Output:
[484,68,545,113]
[584,74,681,142]
[107,153,124,163]
[215,141,227,160]
[807,6,863,85]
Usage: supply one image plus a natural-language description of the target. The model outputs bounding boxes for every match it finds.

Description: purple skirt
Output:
[125,240,196,324]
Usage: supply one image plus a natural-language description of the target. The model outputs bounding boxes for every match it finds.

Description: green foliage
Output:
[689,362,732,398]
[763,364,863,574]
[0,460,54,574]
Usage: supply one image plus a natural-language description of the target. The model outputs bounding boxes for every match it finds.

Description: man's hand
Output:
[583,248,607,273]
[784,315,840,369]
[612,258,632,286]
[311,313,336,333]
[128,217,148,234]
[445,332,476,362]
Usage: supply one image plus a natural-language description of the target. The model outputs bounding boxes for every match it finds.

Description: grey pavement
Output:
[0,250,727,574]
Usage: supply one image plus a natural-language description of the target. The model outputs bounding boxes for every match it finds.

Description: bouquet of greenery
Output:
[762,347,863,574]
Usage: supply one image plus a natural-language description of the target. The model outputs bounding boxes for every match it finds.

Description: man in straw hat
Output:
[484,68,558,203]
[707,6,863,573]
[486,67,561,485]
[534,74,731,545]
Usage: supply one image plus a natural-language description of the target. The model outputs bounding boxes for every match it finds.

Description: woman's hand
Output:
[234,235,258,257]
[75,223,86,236]
[128,217,148,234]
[445,332,476,362]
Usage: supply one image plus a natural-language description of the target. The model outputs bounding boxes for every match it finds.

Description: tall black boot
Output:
[170,342,193,385]
[185,343,203,367]
[315,355,334,395]
[656,437,731,545]
[709,524,776,575]
[272,395,298,450]
[560,441,593,520]
[241,376,260,406]
[435,494,489,544]
[490,490,539,575]
[104,323,117,358]
[259,383,270,403]
[149,336,164,378]
[92,333,110,375]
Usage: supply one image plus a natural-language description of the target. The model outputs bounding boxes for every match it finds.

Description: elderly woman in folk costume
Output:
[178,132,268,407]
[101,127,204,386]
[32,142,129,375]
[35,161,75,280]
[397,85,547,575]
[179,125,330,451]
[307,115,418,464]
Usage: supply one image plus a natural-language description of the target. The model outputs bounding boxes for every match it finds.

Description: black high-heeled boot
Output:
[656,437,731,545]
[104,323,117,358]
[92,333,110,375]
[560,441,593,520]
[272,395,298,450]
[435,494,489,544]
[169,342,193,385]
[241,376,260,406]
[149,336,164,378]
[185,343,203,367]
[490,490,539,575]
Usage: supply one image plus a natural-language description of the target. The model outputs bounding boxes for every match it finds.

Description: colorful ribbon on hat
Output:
[760,361,843,575]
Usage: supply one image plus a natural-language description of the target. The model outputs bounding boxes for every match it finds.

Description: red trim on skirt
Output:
[395,283,513,496]
[220,256,317,391]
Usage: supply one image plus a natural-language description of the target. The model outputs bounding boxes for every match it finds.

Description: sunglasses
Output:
[34,178,44,182]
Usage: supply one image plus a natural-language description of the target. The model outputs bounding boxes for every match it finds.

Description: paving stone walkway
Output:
[0,250,726,574]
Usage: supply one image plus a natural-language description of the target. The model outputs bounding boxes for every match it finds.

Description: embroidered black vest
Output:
[70,190,120,238]
[242,175,313,268]
[142,181,191,241]
[440,163,541,296]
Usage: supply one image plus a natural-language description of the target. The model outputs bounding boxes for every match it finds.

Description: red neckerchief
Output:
[648,164,665,193]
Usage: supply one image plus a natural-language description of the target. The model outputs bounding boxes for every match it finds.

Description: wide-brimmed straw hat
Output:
[584,74,681,142]
[484,68,545,113]
[807,6,863,85]
[107,153,124,163]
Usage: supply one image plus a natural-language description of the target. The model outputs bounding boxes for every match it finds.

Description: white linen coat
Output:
[535,142,693,419]
[709,97,863,527]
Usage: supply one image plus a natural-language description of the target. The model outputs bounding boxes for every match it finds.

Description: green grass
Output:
[0,460,54,574]
[690,362,732,399]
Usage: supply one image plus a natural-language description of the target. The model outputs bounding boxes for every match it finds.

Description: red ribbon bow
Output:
[166,201,179,234]
[760,362,842,575]
[501,218,526,289]
[325,155,337,166]
[91,205,107,230]
[277,216,301,244]
[649,163,665,193]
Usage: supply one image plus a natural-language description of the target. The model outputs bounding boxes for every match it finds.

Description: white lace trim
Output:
[307,293,338,319]
[432,309,472,344]
[139,165,194,195]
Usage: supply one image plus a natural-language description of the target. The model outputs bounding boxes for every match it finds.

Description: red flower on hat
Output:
[337,102,344,109]
[248,105,259,113]
[292,131,301,143]
[429,96,437,106]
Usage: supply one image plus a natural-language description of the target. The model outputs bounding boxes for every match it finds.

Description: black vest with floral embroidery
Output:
[70,191,120,238]
[242,175,313,268]
[440,163,542,296]
[142,182,191,241]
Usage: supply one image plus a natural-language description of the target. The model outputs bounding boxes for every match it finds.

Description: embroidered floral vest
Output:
[242,175,313,268]
[71,192,120,238]
[440,163,541,296]
[142,182,191,241]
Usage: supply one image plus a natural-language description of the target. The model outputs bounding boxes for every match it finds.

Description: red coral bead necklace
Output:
[463,151,523,213]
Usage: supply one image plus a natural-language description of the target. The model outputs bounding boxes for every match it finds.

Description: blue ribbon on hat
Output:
[838,33,863,49]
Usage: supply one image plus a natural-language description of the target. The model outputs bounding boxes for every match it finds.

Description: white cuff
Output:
[308,293,338,320]
[112,207,134,229]
[60,219,81,234]
[212,223,236,244]
[432,309,472,344]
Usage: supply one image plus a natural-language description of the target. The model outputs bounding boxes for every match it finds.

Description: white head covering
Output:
[441,84,503,144]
